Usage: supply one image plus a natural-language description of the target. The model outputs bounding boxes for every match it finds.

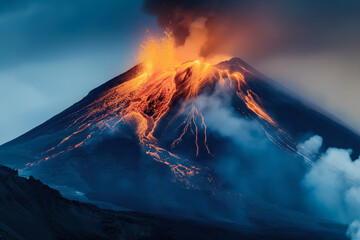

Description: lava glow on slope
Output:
[25,32,315,185]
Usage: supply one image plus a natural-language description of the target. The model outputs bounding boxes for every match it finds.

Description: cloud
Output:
[195,88,360,239]
[194,85,307,210]
[303,147,360,222]
[195,86,267,151]
[297,135,323,161]
[142,0,360,61]
[302,136,360,239]
[143,0,360,133]
[348,220,360,240]
[299,135,323,155]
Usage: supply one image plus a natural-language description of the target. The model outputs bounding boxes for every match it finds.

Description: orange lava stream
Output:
[28,60,279,180]
[25,32,317,183]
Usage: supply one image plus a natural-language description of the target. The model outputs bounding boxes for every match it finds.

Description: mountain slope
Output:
[2,58,359,165]
[0,165,348,240]
[0,57,359,239]
[0,165,151,240]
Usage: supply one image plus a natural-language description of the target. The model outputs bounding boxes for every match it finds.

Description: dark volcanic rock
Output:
[0,58,356,239]
[0,165,347,240]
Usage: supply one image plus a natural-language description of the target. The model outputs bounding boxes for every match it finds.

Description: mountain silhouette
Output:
[0,58,358,239]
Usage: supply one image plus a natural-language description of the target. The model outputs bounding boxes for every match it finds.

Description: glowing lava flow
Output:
[25,32,315,184]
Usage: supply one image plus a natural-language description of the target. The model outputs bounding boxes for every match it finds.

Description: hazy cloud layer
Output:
[195,86,307,210]
[143,0,360,60]
[195,88,360,239]
[143,0,360,132]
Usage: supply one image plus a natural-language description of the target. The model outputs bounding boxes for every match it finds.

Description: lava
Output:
[25,32,316,184]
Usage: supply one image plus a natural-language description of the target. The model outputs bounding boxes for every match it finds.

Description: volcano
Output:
[0,53,359,238]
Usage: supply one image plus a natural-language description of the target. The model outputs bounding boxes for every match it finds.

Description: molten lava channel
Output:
[26,32,314,185]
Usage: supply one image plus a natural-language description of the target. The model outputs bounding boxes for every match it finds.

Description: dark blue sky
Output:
[0,1,158,143]
[1,0,360,144]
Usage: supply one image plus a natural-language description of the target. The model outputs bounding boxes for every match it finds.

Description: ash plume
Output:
[142,0,360,61]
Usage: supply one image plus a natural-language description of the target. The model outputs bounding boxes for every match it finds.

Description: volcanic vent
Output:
[1,32,359,215]
[20,33,295,186]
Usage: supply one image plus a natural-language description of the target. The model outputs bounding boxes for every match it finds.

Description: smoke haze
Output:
[195,87,360,239]
[302,138,360,240]
[142,0,360,132]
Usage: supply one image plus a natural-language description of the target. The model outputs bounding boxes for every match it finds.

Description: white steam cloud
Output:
[298,135,323,158]
[194,85,306,209]
[195,86,267,151]
[348,221,360,240]
[193,85,360,239]
[302,136,360,240]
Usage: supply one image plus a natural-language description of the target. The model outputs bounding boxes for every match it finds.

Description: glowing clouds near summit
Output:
[23,31,289,187]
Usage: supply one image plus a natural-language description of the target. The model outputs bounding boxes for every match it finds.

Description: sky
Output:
[0,1,157,144]
[1,0,360,144]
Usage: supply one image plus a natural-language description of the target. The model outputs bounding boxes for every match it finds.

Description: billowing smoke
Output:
[194,85,308,210]
[348,221,360,240]
[195,86,360,239]
[142,0,278,62]
[302,137,360,240]
[142,0,360,62]
[298,135,323,158]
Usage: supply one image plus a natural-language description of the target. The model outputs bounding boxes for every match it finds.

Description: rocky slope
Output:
[0,165,348,240]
